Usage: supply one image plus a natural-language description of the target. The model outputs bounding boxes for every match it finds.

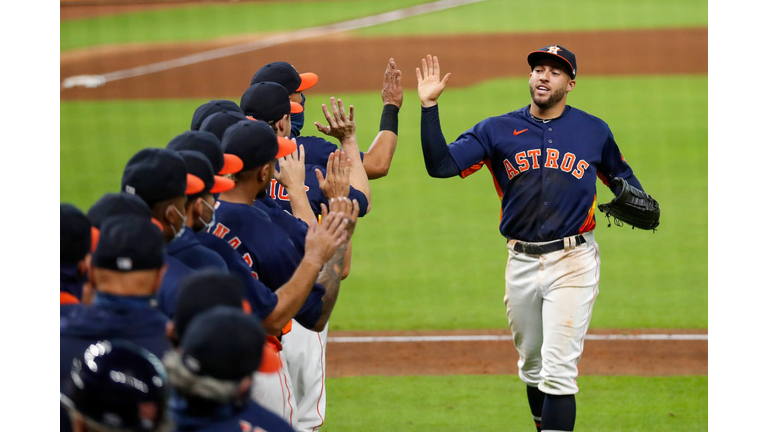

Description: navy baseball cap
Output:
[87,192,152,229]
[121,148,205,208]
[176,150,235,196]
[190,99,242,131]
[61,204,92,265]
[221,120,296,170]
[61,340,169,431]
[173,271,245,342]
[92,215,165,271]
[166,130,243,176]
[200,110,247,142]
[179,306,267,381]
[527,44,577,79]
[240,82,303,122]
[250,61,318,93]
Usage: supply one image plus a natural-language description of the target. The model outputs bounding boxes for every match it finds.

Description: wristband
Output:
[379,104,400,134]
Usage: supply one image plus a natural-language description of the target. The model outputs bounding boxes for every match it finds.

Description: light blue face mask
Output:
[199,199,216,233]
[168,205,187,241]
[290,92,306,137]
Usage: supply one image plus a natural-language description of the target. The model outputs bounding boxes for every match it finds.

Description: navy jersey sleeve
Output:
[293,282,325,329]
[596,127,644,195]
[197,232,278,320]
[446,118,493,173]
[157,255,195,318]
[420,105,461,178]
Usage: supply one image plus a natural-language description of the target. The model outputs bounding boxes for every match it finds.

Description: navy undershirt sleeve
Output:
[420,105,461,178]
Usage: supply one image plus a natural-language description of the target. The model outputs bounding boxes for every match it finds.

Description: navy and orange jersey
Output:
[269,164,369,219]
[196,231,279,321]
[166,228,228,272]
[211,200,325,329]
[442,105,642,242]
[293,134,365,168]
[156,254,196,318]
[253,194,308,256]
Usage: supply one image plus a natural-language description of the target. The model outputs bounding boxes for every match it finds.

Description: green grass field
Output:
[61,0,707,52]
[324,375,708,431]
[61,74,707,330]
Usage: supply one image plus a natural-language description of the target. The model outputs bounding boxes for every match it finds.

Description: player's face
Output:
[528,59,574,110]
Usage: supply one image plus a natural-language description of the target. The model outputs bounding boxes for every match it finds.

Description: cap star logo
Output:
[117,257,133,270]
[125,185,136,195]
[547,45,562,54]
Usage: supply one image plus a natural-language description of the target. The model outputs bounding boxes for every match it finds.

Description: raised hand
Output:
[315,149,351,200]
[382,58,403,109]
[315,97,356,142]
[273,143,305,190]
[304,210,348,266]
[321,197,360,239]
[416,54,451,108]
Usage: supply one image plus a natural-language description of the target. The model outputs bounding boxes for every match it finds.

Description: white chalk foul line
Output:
[327,334,708,343]
[61,0,486,90]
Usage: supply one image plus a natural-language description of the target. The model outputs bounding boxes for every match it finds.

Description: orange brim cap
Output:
[257,343,281,373]
[210,175,235,194]
[276,136,297,159]
[220,154,243,175]
[297,72,318,92]
[90,227,100,253]
[186,174,205,195]
[290,101,303,114]
[150,218,164,232]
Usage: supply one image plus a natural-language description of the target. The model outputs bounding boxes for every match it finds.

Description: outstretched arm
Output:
[417,54,461,178]
[315,97,372,214]
[363,58,403,179]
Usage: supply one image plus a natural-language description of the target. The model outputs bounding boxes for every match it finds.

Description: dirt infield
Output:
[325,329,707,378]
[60,27,707,100]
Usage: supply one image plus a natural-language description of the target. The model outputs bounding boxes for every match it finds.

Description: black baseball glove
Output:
[597,178,660,231]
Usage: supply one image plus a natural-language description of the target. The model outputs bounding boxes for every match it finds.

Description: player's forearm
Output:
[363,104,400,179]
[421,105,461,178]
[264,259,324,335]
[339,136,372,213]
[312,244,347,331]
[284,186,316,226]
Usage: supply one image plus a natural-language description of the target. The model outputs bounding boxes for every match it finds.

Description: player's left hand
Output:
[315,97,356,141]
[382,58,403,109]
[274,143,305,190]
[316,149,351,200]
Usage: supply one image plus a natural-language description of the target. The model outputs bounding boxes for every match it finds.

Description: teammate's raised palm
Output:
[416,54,451,108]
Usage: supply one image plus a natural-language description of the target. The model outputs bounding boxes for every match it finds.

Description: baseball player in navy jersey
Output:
[417,47,659,432]
[215,119,357,427]
[251,60,403,180]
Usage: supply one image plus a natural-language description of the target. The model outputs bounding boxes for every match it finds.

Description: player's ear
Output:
[567,79,576,92]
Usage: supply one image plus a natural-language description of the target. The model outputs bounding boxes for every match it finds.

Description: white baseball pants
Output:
[504,231,600,395]
[282,319,328,432]
[251,350,298,428]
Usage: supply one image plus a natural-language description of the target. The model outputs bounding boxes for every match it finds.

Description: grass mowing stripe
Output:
[324,375,707,431]
[356,0,707,36]
[61,0,433,52]
[60,75,706,330]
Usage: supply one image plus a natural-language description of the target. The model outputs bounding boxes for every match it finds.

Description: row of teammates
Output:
[60,59,405,432]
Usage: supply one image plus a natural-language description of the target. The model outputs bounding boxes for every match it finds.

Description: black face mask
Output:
[290,92,306,137]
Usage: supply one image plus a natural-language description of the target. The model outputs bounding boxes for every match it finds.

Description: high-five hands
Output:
[416,54,451,108]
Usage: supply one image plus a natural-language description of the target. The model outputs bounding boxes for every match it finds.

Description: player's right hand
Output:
[416,54,451,108]
[316,149,351,200]
[382,58,403,109]
[304,210,348,266]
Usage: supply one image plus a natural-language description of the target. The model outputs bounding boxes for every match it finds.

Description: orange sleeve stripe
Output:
[460,161,485,178]
[60,292,79,305]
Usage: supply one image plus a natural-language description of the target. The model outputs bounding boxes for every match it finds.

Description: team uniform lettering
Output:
[268,178,311,201]
[212,223,230,239]
[501,148,589,180]
[544,149,560,169]
[228,236,241,249]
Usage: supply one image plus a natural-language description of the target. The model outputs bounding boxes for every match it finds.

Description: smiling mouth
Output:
[535,85,550,95]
